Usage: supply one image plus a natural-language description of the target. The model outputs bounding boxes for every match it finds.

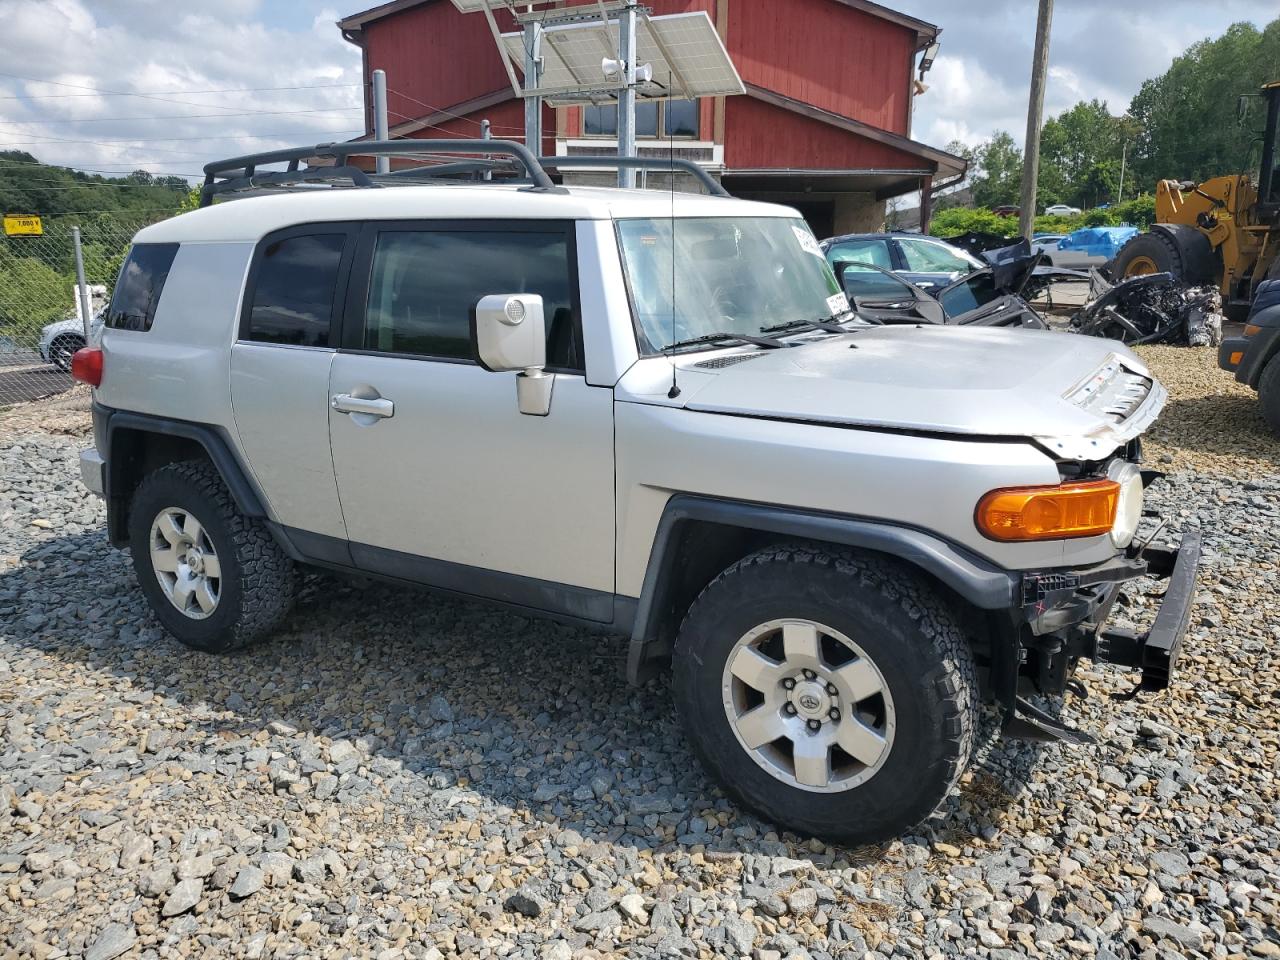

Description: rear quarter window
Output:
[105,243,180,332]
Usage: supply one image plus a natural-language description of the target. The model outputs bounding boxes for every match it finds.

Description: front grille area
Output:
[1065,357,1152,422]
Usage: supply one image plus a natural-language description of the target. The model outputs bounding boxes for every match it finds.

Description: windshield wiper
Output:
[666,331,787,351]
[761,313,854,335]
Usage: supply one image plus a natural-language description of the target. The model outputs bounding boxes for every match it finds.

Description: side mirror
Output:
[470,293,553,416]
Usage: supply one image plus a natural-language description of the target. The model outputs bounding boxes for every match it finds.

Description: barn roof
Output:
[338,0,939,49]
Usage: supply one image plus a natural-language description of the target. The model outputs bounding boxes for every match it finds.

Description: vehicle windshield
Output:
[617,217,845,353]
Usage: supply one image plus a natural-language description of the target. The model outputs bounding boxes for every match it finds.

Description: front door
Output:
[327,220,617,620]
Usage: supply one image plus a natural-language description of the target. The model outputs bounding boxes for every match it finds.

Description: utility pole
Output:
[1018,0,1053,240]
[372,69,390,174]
[616,0,638,188]
[71,227,91,339]
[523,21,544,159]
[1117,140,1128,204]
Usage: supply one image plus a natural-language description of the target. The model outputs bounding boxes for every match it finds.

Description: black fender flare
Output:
[625,494,1019,684]
[1149,223,1217,285]
[101,408,269,543]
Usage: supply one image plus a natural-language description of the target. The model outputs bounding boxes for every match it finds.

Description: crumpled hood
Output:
[674,325,1165,459]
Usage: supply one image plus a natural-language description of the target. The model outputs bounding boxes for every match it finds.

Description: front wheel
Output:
[673,545,978,845]
[1258,355,1280,438]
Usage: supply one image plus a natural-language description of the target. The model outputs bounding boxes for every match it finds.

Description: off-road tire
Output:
[1258,355,1280,437]
[672,544,978,845]
[128,460,295,653]
[1110,230,1215,286]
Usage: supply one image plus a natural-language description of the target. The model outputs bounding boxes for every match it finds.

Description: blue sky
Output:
[0,0,1270,177]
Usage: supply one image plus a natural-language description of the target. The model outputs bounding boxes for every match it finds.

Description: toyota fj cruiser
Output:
[73,141,1200,844]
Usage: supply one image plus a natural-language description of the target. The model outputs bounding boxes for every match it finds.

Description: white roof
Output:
[135,183,798,244]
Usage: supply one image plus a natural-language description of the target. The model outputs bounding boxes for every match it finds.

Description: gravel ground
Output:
[2,351,1278,960]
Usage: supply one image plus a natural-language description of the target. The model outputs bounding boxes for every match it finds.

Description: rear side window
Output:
[106,243,179,331]
[246,233,347,347]
[361,229,580,368]
[825,239,891,270]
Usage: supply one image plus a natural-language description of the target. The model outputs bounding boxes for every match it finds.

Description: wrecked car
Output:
[820,232,983,294]
[1071,270,1225,346]
[835,239,1053,329]
[77,138,1200,846]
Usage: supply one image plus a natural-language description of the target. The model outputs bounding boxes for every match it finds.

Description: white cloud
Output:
[898,0,1270,151]
[0,0,362,179]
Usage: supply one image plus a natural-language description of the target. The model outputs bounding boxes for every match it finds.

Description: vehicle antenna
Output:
[667,75,681,400]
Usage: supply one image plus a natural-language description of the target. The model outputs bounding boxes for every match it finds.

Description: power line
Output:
[0,82,362,101]
[0,128,363,147]
[0,107,362,126]
[0,70,357,118]
[0,155,203,178]
[384,85,524,134]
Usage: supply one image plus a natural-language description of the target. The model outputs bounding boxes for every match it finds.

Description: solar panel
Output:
[498,11,744,106]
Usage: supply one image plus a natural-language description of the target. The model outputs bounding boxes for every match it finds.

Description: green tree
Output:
[1127,18,1280,190]
[969,131,1023,208]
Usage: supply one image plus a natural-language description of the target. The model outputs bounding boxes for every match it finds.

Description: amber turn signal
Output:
[1243,324,1262,336]
[976,479,1119,542]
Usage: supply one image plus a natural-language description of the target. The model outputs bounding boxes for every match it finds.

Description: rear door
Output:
[893,237,978,293]
[326,219,616,619]
[229,224,358,555]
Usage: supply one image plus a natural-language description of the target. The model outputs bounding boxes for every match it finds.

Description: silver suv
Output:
[73,142,1199,844]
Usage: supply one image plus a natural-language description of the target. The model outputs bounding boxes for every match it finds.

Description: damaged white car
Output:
[72,142,1199,844]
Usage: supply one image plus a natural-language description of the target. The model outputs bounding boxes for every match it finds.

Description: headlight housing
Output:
[1109,461,1144,548]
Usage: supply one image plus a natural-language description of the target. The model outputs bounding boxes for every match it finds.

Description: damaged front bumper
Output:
[1000,525,1202,744]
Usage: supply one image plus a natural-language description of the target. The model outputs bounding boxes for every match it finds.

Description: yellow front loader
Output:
[1111,81,1280,316]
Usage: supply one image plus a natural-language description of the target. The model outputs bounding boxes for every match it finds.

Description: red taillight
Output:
[70,347,103,386]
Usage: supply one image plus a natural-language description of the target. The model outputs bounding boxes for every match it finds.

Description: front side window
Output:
[838,262,919,301]
[106,243,179,331]
[361,229,580,369]
[617,217,843,354]
[246,233,347,347]
[897,238,976,274]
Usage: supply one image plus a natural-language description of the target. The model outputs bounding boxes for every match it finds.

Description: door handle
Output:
[331,394,394,419]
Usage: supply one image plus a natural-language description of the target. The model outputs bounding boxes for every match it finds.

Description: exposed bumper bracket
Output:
[1094,528,1202,691]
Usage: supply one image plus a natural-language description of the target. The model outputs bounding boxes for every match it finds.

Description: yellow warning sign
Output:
[3,214,43,236]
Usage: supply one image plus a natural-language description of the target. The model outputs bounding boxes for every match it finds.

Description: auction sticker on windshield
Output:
[792,225,824,258]
[827,292,850,315]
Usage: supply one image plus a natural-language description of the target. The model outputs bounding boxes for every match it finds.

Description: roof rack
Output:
[199,138,729,206]
[200,139,553,206]
[537,156,729,197]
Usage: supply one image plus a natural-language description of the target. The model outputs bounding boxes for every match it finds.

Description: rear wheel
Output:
[672,544,978,845]
[1259,355,1280,437]
[128,460,296,653]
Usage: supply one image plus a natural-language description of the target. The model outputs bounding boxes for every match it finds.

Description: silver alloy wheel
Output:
[149,506,221,620]
[721,618,896,793]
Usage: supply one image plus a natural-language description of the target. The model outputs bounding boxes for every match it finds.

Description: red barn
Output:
[337,0,964,236]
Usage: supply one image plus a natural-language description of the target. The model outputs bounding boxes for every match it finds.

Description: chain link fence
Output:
[0,214,171,408]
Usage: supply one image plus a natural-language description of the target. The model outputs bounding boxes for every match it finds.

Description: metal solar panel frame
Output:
[496,10,743,106]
